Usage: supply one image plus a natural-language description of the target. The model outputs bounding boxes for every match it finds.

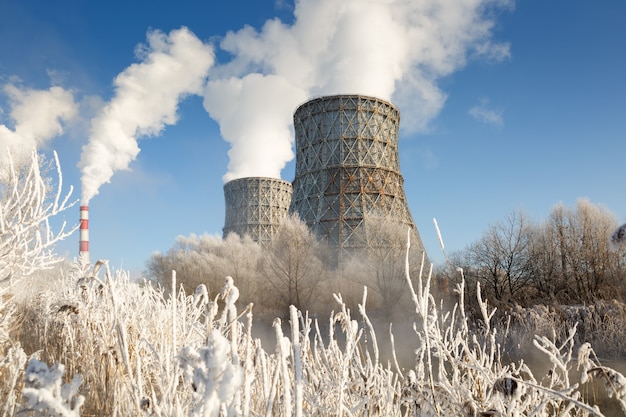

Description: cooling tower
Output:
[289,94,427,262]
[79,205,89,264]
[223,177,293,245]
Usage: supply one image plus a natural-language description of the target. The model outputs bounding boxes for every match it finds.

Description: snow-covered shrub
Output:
[0,286,27,417]
[579,342,626,414]
[10,232,626,416]
[398,234,612,416]
[508,300,626,359]
[20,358,84,417]
[0,149,77,282]
[1,149,76,416]
[178,332,243,416]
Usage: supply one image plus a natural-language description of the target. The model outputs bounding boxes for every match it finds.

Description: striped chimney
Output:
[79,205,89,264]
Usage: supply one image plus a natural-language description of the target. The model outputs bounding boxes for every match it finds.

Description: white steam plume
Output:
[203,0,512,182]
[0,84,77,164]
[204,74,307,182]
[78,27,214,204]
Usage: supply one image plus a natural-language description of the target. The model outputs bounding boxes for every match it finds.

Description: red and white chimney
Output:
[79,205,89,264]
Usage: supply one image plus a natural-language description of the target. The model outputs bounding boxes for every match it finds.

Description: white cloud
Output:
[0,83,77,164]
[469,98,503,126]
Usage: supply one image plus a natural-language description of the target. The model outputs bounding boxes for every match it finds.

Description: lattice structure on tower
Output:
[289,94,427,263]
[223,177,293,245]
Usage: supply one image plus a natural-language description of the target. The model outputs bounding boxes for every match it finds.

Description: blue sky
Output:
[1,0,625,277]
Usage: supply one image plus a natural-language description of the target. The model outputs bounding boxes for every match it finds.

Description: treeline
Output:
[146,199,626,320]
[145,215,428,321]
[447,199,626,309]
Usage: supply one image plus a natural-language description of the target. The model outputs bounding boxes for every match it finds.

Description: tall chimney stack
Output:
[79,205,89,264]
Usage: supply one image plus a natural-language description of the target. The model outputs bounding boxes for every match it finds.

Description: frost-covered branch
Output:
[0,149,77,282]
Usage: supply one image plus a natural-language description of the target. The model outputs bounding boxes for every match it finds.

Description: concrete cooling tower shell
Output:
[223,177,293,245]
[289,94,427,260]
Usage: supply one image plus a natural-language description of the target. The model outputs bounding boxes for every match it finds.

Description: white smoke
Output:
[78,27,214,204]
[204,0,512,182]
[75,0,511,197]
[0,83,77,164]
[204,74,307,182]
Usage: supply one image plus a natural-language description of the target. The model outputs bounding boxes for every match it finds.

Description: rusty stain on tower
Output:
[289,94,427,262]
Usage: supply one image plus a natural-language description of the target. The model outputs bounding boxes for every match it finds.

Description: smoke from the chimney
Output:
[78,27,214,204]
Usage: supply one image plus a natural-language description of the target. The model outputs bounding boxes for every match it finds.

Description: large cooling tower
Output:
[223,177,293,245]
[289,94,427,261]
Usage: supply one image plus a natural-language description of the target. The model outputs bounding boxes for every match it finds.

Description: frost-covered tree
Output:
[0,149,77,283]
[258,214,328,315]
[145,232,262,300]
[456,201,626,307]
[544,199,621,302]
[0,148,76,415]
[526,219,564,302]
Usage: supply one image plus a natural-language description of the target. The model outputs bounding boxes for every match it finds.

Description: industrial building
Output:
[223,177,293,245]
[223,94,427,263]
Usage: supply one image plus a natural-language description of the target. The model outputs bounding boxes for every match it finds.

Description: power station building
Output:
[223,94,427,263]
[223,177,293,245]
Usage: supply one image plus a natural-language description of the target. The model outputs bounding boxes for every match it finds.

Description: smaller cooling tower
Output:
[223,177,293,245]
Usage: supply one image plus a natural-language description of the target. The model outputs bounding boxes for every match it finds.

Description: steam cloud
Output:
[10,0,511,202]
[204,0,512,182]
[78,27,214,204]
[0,84,77,165]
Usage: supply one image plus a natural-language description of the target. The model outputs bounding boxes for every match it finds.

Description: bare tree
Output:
[496,211,533,300]
[0,149,77,284]
[543,199,620,302]
[462,211,532,305]
[457,201,626,307]
[526,220,563,302]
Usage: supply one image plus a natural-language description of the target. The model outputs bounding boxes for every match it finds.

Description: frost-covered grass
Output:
[4,252,626,416]
[507,301,626,360]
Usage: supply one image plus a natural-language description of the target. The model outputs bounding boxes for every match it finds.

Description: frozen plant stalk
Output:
[179,331,244,417]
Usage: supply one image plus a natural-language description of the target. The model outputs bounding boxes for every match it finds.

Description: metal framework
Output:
[289,95,427,262]
[223,177,293,245]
